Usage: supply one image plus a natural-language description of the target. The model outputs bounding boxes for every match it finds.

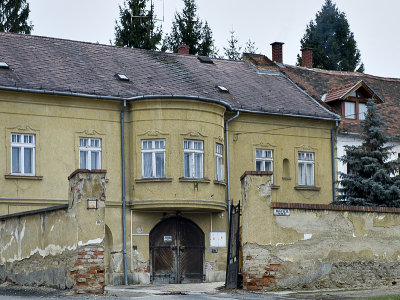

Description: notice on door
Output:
[163,235,173,243]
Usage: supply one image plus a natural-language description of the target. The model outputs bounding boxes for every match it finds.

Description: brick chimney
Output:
[301,48,313,68]
[177,44,190,55]
[270,42,284,63]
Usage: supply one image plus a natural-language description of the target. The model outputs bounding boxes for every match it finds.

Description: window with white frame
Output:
[256,149,273,171]
[141,139,165,178]
[298,152,314,186]
[344,102,356,119]
[79,137,101,170]
[184,140,203,178]
[215,143,224,181]
[358,103,367,120]
[11,133,35,175]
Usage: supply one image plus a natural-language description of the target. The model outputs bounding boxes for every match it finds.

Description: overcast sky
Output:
[28,0,399,78]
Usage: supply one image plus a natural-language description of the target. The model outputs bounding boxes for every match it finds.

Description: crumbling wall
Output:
[0,170,106,294]
[241,172,400,290]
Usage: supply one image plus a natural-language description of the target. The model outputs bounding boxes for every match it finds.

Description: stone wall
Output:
[241,172,400,290]
[0,170,107,294]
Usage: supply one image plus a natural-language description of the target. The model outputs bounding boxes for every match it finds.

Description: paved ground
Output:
[1,281,400,299]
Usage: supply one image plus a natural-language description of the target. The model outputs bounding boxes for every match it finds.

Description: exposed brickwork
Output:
[270,42,284,63]
[177,44,190,54]
[271,202,400,214]
[242,251,280,290]
[70,246,105,294]
[301,48,313,68]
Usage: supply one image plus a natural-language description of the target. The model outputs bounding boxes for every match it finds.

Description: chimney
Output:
[177,44,190,55]
[270,42,284,63]
[301,48,313,68]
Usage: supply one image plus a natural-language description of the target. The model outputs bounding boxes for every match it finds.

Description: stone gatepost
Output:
[68,169,107,294]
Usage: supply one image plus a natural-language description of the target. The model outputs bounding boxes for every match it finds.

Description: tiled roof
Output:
[325,81,361,102]
[279,64,400,137]
[0,32,337,120]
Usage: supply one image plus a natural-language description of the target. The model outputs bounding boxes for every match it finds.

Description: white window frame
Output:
[79,137,101,170]
[256,149,273,182]
[298,151,314,186]
[141,139,166,178]
[215,143,224,181]
[358,102,367,121]
[11,133,35,175]
[344,101,356,119]
[184,140,204,179]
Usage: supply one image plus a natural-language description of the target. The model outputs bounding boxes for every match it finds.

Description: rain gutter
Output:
[331,121,339,202]
[121,99,128,285]
[225,111,240,220]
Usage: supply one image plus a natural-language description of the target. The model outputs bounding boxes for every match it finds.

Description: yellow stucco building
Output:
[0,33,339,285]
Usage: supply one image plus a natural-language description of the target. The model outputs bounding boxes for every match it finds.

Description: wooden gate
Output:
[149,216,205,283]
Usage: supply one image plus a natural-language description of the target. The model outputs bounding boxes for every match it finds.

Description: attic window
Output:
[217,85,229,93]
[116,73,129,81]
[0,62,9,69]
[198,56,213,64]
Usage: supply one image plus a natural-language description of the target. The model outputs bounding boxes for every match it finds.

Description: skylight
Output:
[0,62,9,69]
[116,73,129,81]
[217,85,229,93]
[198,56,213,64]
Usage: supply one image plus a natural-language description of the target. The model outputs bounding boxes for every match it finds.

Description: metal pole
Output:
[121,100,128,285]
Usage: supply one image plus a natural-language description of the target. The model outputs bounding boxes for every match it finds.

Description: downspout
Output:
[331,121,338,202]
[225,111,240,220]
[121,99,128,285]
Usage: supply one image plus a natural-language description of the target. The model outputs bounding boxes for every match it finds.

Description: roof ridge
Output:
[282,63,400,83]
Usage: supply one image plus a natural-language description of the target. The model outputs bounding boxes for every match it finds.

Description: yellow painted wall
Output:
[228,112,334,206]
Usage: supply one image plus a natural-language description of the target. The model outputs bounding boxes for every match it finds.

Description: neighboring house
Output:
[259,43,400,181]
[0,33,339,285]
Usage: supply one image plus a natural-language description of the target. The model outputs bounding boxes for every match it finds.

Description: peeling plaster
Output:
[302,234,312,240]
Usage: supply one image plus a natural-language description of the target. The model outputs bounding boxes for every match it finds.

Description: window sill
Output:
[5,174,43,180]
[294,185,321,191]
[271,184,280,190]
[179,177,210,183]
[135,178,173,183]
[213,180,226,186]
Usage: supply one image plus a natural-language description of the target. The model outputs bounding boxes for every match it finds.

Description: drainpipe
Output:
[331,121,338,202]
[121,99,128,285]
[225,111,240,220]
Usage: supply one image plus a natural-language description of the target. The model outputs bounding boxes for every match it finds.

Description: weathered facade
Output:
[0,33,339,287]
[241,172,400,290]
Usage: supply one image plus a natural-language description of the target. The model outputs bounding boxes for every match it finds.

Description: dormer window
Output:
[344,102,356,119]
[324,80,383,123]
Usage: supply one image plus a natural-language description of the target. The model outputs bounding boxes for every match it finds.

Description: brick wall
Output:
[70,246,105,294]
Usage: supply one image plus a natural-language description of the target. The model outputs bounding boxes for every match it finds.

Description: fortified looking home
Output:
[0,33,339,288]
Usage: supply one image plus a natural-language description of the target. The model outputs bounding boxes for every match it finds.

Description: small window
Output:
[141,139,165,178]
[0,62,9,69]
[344,102,356,119]
[256,149,273,172]
[116,73,129,81]
[184,140,204,179]
[79,137,101,170]
[11,133,35,175]
[298,152,314,186]
[215,143,224,181]
[359,103,367,120]
[217,85,229,93]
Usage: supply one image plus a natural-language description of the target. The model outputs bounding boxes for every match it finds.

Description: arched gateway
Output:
[149,216,205,283]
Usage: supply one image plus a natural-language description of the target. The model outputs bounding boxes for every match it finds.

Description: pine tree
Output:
[297,0,363,72]
[162,0,215,56]
[0,0,33,34]
[336,99,400,207]
[223,30,241,60]
[115,0,162,50]
[243,39,258,54]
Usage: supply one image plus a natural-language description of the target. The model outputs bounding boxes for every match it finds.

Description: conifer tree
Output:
[0,0,33,34]
[115,0,162,50]
[162,0,214,56]
[297,0,364,72]
[336,100,400,207]
[243,39,258,54]
[223,30,241,60]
